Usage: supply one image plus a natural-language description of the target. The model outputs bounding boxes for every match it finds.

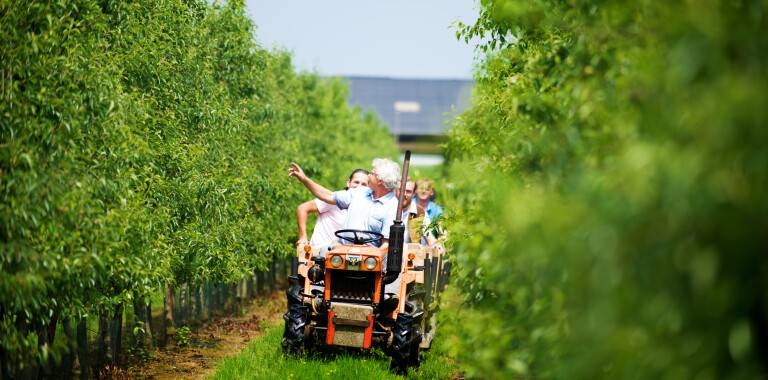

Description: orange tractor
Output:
[282,153,450,372]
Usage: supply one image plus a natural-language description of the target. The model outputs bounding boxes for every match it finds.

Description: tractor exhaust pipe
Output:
[383,150,411,284]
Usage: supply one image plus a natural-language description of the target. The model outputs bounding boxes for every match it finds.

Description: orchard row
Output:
[443,0,767,378]
[0,0,396,376]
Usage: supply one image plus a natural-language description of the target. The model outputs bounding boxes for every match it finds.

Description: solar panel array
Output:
[344,76,474,136]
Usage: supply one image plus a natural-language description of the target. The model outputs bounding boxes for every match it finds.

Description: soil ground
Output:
[125,291,284,380]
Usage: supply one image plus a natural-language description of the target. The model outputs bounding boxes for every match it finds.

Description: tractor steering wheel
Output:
[334,229,384,245]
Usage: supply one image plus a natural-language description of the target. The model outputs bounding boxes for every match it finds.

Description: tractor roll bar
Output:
[394,150,411,223]
[383,150,411,284]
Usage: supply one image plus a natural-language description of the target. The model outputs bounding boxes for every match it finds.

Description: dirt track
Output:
[125,291,284,380]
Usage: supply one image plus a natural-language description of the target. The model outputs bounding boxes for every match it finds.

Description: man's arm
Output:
[296,200,319,246]
[288,163,335,204]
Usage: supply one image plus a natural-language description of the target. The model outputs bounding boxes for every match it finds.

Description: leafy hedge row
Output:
[444,0,767,378]
[0,0,395,372]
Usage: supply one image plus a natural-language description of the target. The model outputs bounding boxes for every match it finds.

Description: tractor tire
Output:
[390,309,423,374]
[281,283,308,353]
[409,331,423,367]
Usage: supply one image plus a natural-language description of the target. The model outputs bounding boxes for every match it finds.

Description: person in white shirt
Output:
[295,168,369,248]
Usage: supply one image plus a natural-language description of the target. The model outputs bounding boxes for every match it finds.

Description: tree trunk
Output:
[179,284,186,325]
[76,318,90,380]
[33,325,46,380]
[109,304,123,365]
[218,282,225,313]
[269,257,277,291]
[247,273,254,299]
[194,284,202,324]
[162,284,175,346]
[276,259,283,285]
[173,285,181,327]
[96,313,109,372]
[145,300,153,348]
[223,283,231,314]
[205,281,213,320]
[0,308,7,379]
[256,271,264,295]
[60,319,75,379]
[40,312,59,378]
[15,316,35,380]
[131,298,143,348]
[184,283,192,324]
[213,282,218,316]
[231,283,240,315]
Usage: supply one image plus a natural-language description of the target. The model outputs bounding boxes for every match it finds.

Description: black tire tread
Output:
[281,284,308,353]
[389,304,424,374]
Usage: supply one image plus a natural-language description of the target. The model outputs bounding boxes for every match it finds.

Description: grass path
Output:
[129,288,461,379]
[210,323,458,380]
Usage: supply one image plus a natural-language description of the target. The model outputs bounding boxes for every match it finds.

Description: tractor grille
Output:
[330,270,375,303]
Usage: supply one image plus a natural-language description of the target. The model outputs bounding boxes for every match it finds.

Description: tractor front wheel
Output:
[281,282,308,353]
[390,311,423,374]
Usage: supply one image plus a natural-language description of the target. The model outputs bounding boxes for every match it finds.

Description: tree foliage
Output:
[0,0,395,371]
[444,0,767,378]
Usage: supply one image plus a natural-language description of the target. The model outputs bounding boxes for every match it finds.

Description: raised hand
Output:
[288,162,335,204]
[288,162,307,182]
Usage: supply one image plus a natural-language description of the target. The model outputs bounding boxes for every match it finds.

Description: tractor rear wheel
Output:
[281,282,308,353]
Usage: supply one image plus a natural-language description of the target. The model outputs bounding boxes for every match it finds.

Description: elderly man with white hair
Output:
[288,158,401,249]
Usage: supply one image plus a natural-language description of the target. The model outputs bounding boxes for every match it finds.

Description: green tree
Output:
[0,0,396,375]
[444,0,768,378]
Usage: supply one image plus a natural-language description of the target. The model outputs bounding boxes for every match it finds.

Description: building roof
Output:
[344,76,474,136]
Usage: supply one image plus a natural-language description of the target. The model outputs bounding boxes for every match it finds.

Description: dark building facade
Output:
[344,76,473,137]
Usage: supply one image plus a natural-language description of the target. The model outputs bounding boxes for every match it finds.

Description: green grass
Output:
[210,323,457,380]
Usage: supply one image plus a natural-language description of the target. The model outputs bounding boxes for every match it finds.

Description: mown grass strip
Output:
[210,323,457,379]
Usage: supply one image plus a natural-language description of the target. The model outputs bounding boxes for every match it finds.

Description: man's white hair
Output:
[372,158,401,191]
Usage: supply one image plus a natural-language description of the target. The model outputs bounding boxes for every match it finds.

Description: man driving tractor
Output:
[287,158,401,249]
[295,169,370,248]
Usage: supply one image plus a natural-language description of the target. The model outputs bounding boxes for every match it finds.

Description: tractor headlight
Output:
[330,255,343,268]
[364,257,378,270]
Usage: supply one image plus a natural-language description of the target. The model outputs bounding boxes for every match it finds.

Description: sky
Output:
[244,1,481,79]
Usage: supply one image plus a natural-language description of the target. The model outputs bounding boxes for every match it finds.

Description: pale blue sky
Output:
[244,1,480,79]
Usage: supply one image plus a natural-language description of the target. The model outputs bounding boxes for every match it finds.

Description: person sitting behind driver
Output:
[288,158,401,249]
[295,169,369,248]
[413,179,443,221]
[413,179,443,245]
